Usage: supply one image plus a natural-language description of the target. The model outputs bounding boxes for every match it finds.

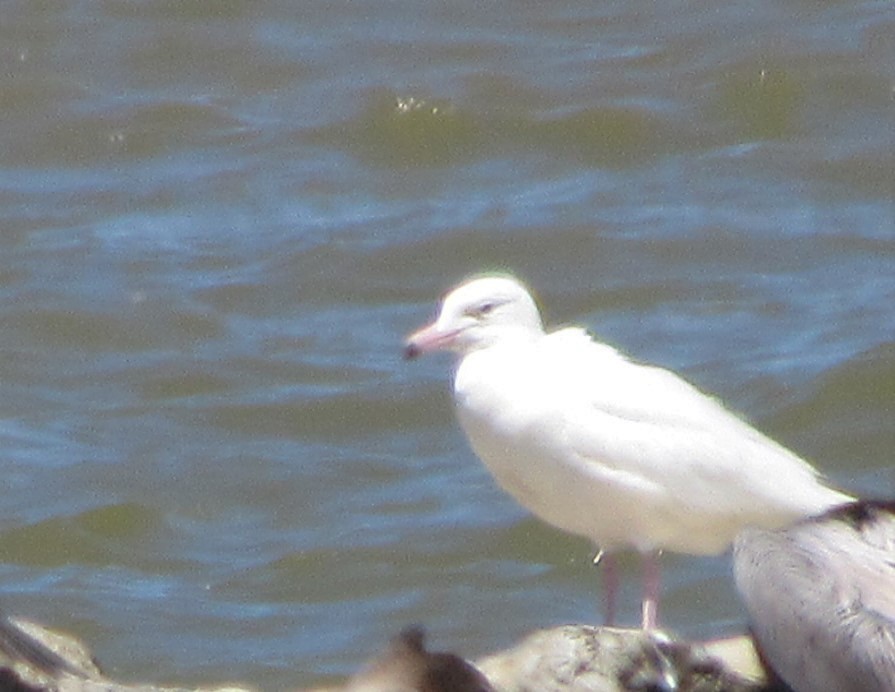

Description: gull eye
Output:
[467,301,496,319]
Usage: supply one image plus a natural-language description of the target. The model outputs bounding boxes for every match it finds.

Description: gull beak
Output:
[404,323,457,360]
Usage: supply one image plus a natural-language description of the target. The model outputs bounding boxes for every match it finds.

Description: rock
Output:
[335,625,494,692]
[0,612,253,692]
[0,613,775,692]
[476,625,772,692]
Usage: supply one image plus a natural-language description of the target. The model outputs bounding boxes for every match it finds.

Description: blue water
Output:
[0,1,892,689]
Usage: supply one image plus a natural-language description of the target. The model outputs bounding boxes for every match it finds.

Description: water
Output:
[0,1,893,689]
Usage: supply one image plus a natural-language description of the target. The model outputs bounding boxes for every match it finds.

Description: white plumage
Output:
[405,274,851,628]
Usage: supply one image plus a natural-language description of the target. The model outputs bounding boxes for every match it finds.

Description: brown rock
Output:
[339,626,493,692]
[0,613,775,692]
[476,625,772,692]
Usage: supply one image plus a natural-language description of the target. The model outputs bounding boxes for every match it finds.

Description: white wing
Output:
[542,329,849,544]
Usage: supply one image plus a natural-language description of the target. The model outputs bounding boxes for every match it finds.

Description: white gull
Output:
[405,274,851,629]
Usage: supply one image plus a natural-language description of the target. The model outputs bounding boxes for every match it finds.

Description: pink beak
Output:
[404,323,458,360]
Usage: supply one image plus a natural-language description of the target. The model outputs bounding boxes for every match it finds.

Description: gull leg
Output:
[594,549,618,626]
[641,551,661,629]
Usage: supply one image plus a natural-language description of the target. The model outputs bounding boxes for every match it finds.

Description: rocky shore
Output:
[0,612,776,692]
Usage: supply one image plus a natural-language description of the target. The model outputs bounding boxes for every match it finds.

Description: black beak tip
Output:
[403,343,421,360]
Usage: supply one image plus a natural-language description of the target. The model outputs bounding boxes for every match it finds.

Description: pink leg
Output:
[641,551,661,629]
[595,551,618,626]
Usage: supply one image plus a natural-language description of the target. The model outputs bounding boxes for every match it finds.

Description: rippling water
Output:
[0,1,893,689]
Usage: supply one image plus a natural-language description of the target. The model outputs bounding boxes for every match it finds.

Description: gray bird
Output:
[734,500,895,692]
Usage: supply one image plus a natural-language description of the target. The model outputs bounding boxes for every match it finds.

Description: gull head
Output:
[405,275,544,359]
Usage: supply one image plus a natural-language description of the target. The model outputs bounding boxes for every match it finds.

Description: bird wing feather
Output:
[540,329,846,521]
